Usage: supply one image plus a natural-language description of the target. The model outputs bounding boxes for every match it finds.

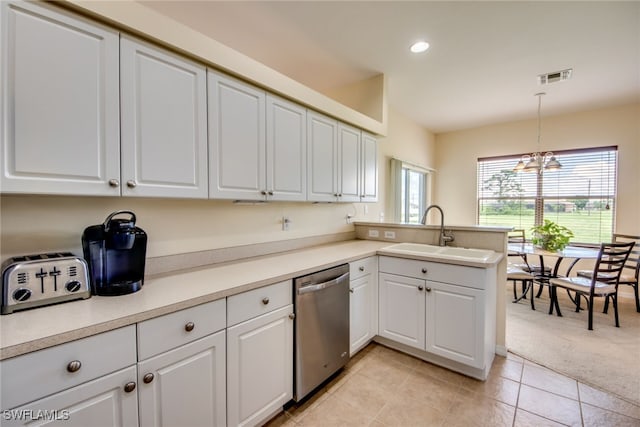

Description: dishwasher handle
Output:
[297,272,349,295]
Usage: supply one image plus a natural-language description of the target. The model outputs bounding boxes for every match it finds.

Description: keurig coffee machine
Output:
[82,211,147,296]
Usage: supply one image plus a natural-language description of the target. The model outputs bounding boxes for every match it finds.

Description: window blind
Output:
[477,146,617,244]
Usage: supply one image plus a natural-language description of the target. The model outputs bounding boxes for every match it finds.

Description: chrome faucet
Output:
[421,205,454,246]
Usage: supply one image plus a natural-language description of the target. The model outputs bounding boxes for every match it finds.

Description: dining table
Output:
[507,243,601,316]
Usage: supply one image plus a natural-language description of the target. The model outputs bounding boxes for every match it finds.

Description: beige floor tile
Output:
[285,388,329,422]
[375,394,447,427]
[578,382,640,420]
[581,402,640,427]
[518,384,582,426]
[296,394,373,427]
[356,352,414,390]
[399,369,462,413]
[522,362,579,400]
[507,352,525,363]
[331,371,395,415]
[413,359,466,387]
[263,410,297,427]
[370,344,423,369]
[490,356,524,382]
[513,409,566,427]
[458,375,521,406]
[444,395,516,427]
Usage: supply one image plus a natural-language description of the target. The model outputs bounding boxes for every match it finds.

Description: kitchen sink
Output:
[380,243,495,262]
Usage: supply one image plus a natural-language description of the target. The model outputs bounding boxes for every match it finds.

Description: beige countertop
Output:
[0,239,503,360]
[0,240,387,360]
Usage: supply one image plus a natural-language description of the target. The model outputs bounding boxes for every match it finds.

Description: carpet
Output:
[506,282,640,405]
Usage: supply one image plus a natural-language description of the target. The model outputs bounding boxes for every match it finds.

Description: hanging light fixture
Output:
[513,92,561,173]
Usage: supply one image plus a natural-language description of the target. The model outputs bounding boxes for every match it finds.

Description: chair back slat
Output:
[593,242,636,285]
[508,229,526,243]
[613,234,640,279]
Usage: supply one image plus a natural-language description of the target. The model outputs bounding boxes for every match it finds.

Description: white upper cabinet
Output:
[208,70,266,200]
[307,111,338,202]
[338,123,361,202]
[360,132,378,202]
[266,95,307,201]
[120,36,208,198]
[0,1,120,196]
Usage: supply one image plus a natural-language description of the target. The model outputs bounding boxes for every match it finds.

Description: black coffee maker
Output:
[82,211,147,296]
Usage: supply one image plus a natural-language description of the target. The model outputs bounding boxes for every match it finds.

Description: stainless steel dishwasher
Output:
[293,263,350,401]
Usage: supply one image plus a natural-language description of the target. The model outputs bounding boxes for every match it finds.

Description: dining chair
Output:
[549,241,635,330]
[508,229,551,277]
[576,234,640,313]
[507,229,534,304]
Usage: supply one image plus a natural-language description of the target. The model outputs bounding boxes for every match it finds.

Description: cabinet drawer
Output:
[137,299,226,360]
[350,256,377,280]
[0,325,136,410]
[227,280,292,327]
[379,256,486,289]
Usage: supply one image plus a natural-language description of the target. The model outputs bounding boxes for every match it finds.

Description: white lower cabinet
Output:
[0,326,138,426]
[227,304,294,427]
[226,280,293,427]
[349,257,378,355]
[137,331,226,427]
[378,256,496,376]
[4,366,139,427]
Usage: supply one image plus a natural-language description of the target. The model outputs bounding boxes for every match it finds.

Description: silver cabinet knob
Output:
[262,297,270,305]
[421,268,428,274]
[418,285,424,291]
[426,287,432,292]
[126,180,137,188]
[268,190,274,196]
[288,313,295,320]
[260,190,267,195]
[143,373,154,384]
[359,266,365,272]
[108,179,119,187]
[66,360,81,373]
[124,382,136,393]
[185,322,195,332]
[349,288,354,293]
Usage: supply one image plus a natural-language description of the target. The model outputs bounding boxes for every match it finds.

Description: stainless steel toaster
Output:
[1,253,91,314]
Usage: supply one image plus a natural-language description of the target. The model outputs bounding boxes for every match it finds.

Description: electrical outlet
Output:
[368,229,379,238]
[346,214,353,224]
[282,216,291,231]
[384,230,396,239]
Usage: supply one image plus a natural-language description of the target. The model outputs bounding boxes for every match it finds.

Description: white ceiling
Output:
[141,1,640,133]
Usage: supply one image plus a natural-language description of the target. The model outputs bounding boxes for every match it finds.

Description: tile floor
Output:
[265,343,640,427]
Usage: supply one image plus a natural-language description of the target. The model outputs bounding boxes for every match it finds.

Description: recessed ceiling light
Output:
[410,41,430,53]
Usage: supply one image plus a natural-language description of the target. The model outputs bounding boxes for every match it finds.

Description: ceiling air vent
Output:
[538,68,572,85]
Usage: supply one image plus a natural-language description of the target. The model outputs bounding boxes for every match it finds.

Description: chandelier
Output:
[513,92,561,173]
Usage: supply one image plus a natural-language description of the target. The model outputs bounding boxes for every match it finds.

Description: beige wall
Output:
[435,103,640,235]
[0,107,433,261]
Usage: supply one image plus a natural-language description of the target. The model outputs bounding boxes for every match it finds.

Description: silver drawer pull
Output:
[108,179,119,187]
[126,180,137,188]
[421,268,428,274]
[288,313,295,320]
[262,297,270,305]
[185,322,195,332]
[359,266,365,272]
[124,382,136,393]
[349,288,354,293]
[418,286,424,291]
[426,287,432,292]
[143,373,155,384]
[66,360,81,373]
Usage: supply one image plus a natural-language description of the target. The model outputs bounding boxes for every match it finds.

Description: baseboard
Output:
[495,344,508,357]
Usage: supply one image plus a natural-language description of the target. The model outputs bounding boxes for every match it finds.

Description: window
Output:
[477,146,617,244]
[390,158,432,224]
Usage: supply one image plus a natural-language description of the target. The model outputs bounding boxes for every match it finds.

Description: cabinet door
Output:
[266,95,307,201]
[360,132,378,202]
[138,331,226,427]
[425,281,484,368]
[1,1,120,196]
[4,366,138,427]
[378,273,425,350]
[208,71,266,200]
[349,273,378,355]
[307,111,338,202]
[120,36,207,199]
[227,304,294,427]
[337,123,360,202]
